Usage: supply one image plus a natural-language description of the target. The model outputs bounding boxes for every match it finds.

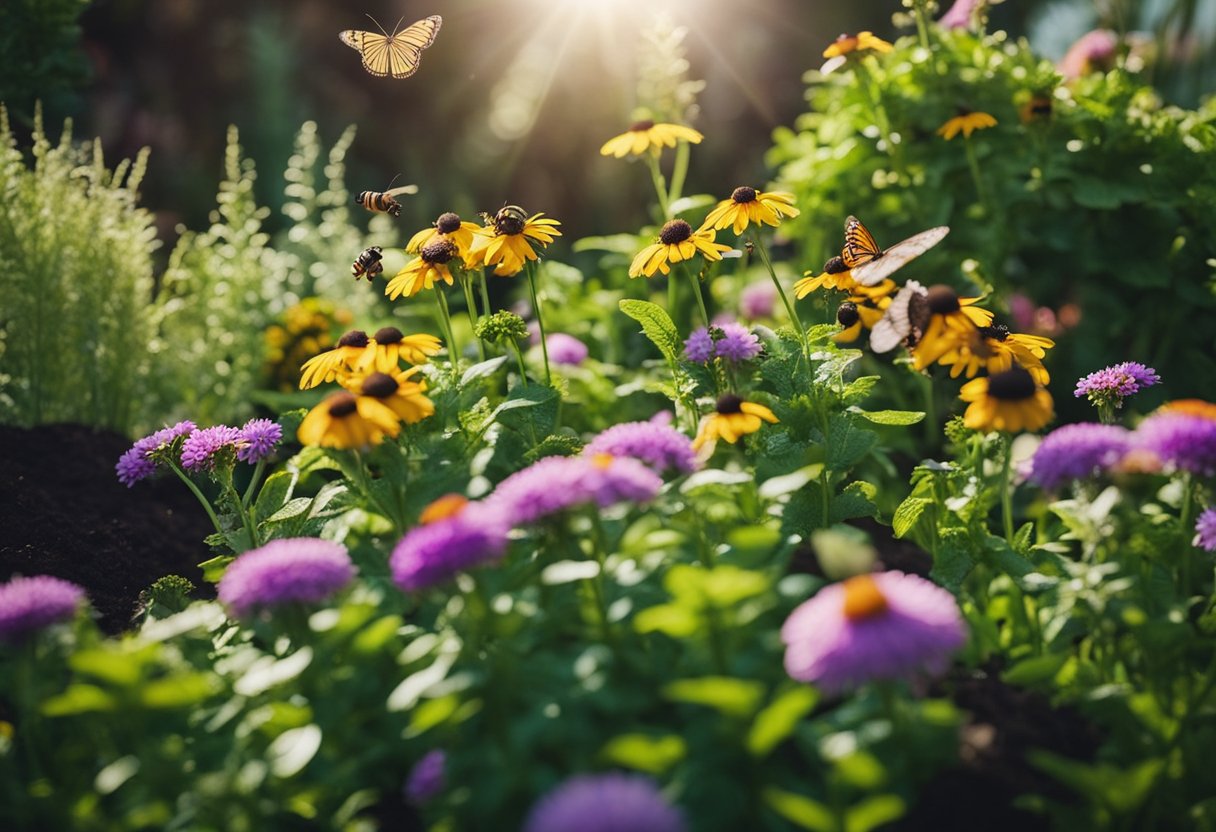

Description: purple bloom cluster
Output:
[486,455,662,527]
[115,420,197,487]
[1134,412,1216,476]
[584,421,699,475]
[1028,423,1132,490]
[181,425,242,471]
[391,508,509,591]
[1195,509,1216,552]
[739,281,777,319]
[782,571,966,694]
[405,750,447,803]
[1074,362,1160,405]
[683,323,762,364]
[0,575,86,642]
[523,773,686,832]
[938,0,979,29]
[237,418,283,463]
[218,538,355,618]
[547,333,590,366]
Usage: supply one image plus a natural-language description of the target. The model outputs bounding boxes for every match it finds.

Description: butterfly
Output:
[339,15,442,79]
[869,280,930,354]
[839,216,949,286]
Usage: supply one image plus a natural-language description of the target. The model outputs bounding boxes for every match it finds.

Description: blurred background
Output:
[9,0,1210,240]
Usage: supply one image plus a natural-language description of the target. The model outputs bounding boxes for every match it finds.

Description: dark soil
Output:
[0,423,215,634]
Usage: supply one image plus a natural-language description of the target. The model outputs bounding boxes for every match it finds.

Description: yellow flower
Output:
[629,219,732,278]
[794,257,858,299]
[356,327,443,373]
[911,285,994,364]
[299,330,371,390]
[600,120,704,158]
[297,391,401,449]
[339,367,435,425]
[833,289,894,343]
[419,494,470,524]
[1019,94,1054,124]
[937,110,998,140]
[1159,400,1216,421]
[925,325,1054,384]
[823,31,894,59]
[692,395,779,450]
[386,239,458,300]
[407,212,482,267]
[960,367,1054,433]
[701,187,799,236]
[468,206,562,277]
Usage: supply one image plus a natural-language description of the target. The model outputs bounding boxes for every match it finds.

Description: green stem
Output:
[349,449,403,535]
[669,140,691,205]
[1179,472,1197,597]
[478,268,493,317]
[587,514,618,653]
[855,60,907,179]
[525,262,552,385]
[963,136,991,214]
[680,263,710,327]
[644,151,671,220]
[241,459,266,509]
[666,271,680,327]
[460,274,486,360]
[1000,434,1015,542]
[912,0,932,50]
[510,341,529,387]
[750,233,807,357]
[433,288,459,373]
[919,371,938,447]
[167,461,224,538]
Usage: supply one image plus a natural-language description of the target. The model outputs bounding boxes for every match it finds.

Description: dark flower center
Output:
[837,302,860,327]
[716,394,744,414]
[823,256,849,274]
[926,285,961,314]
[328,393,358,417]
[338,330,370,349]
[731,186,757,204]
[630,119,656,132]
[420,239,457,264]
[373,326,404,345]
[361,372,400,398]
[987,366,1037,401]
[494,206,528,236]
[659,219,693,245]
[979,324,1009,342]
[436,212,462,233]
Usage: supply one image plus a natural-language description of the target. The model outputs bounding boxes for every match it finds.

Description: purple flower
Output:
[939,0,980,30]
[1075,362,1160,407]
[218,538,355,618]
[1028,423,1132,490]
[782,571,966,694]
[486,455,662,527]
[115,420,197,487]
[683,328,715,363]
[0,575,86,642]
[1195,509,1216,552]
[405,750,446,803]
[524,773,686,832]
[714,322,762,363]
[1060,29,1119,80]
[181,425,241,471]
[585,421,699,475]
[1134,412,1216,476]
[547,333,589,366]
[391,506,509,592]
[237,418,282,463]
[739,281,777,319]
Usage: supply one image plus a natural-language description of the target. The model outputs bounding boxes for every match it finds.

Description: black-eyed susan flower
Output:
[924,324,1054,383]
[833,285,895,344]
[823,31,894,59]
[1019,93,1054,124]
[468,206,562,277]
[937,110,998,140]
[960,366,1054,433]
[910,284,994,362]
[701,187,799,236]
[599,120,704,158]
[387,239,458,300]
[407,212,482,267]
[629,219,731,278]
[297,391,401,449]
[794,258,858,298]
[357,326,443,373]
[692,394,779,450]
[339,367,435,425]
[299,330,370,390]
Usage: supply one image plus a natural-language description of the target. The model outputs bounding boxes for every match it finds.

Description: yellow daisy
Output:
[628,219,732,278]
[960,367,1054,433]
[692,395,779,450]
[701,187,799,236]
[299,330,370,390]
[339,367,435,425]
[925,325,1054,384]
[386,239,458,300]
[823,31,894,59]
[297,391,401,449]
[937,110,998,140]
[468,206,562,277]
[600,120,704,158]
[794,258,859,299]
[356,327,443,373]
[406,212,482,267]
[911,285,994,363]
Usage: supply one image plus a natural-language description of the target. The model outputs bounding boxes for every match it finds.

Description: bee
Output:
[354,183,418,217]
[481,204,529,236]
[351,246,384,282]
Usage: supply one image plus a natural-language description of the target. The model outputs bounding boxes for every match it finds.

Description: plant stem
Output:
[963,136,991,214]
[478,269,493,317]
[1179,472,1197,597]
[912,0,932,50]
[750,233,807,358]
[1001,434,1015,542]
[669,140,691,205]
[510,341,529,386]
[241,459,267,509]
[167,461,224,538]
[433,288,459,373]
[460,274,486,360]
[644,151,671,220]
[525,262,552,385]
[680,263,710,327]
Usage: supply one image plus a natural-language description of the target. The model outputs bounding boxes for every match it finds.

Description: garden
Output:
[3,0,1216,829]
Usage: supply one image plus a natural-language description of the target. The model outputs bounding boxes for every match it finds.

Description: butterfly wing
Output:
[869,281,926,354]
[841,216,882,269]
[850,225,950,286]
[384,185,420,198]
[340,30,393,77]
[384,15,442,79]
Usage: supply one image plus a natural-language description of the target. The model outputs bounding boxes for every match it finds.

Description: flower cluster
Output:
[390,496,509,592]
[115,420,197,486]
[683,322,762,364]
[523,773,686,832]
[0,575,86,642]
[1075,362,1160,414]
[485,454,663,527]
[584,421,699,475]
[1028,423,1132,490]
[217,538,355,618]
[116,418,282,485]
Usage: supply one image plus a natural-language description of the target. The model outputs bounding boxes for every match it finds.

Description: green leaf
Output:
[42,684,117,716]
[747,687,819,757]
[600,733,687,775]
[851,408,925,426]
[836,752,887,790]
[701,567,771,608]
[1028,752,1164,815]
[634,603,700,638]
[460,355,509,385]
[845,795,906,832]
[841,375,880,406]
[930,530,976,592]
[831,481,878,523]
[268,724,322,778]
[663,677,766,718]
[825,415,876,470]
[1002,653,1069,687]
[406,694,461,738]
[782,483,827,538]
[352,615,404,654]
[199,555,234,583]
[763,787,835,832]
[139,672,218,708]
[254,470,297,524]
[263,497,312,525]
[235,647,314,697]
[619,299,680,364]
[892,497,931,539]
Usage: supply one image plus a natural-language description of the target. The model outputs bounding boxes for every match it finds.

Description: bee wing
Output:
[869,281,926,354]
[850,225,949,286]
[384,185,419,197]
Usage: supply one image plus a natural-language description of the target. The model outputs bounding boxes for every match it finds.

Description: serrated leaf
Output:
[931,530,976,592]
[841,375,880,405]
[253,470,297,524]
[892,498,931,539]
[619,299,680,364]
[852,408,925,426]
[831,481,878,523]
[825,415,876,470]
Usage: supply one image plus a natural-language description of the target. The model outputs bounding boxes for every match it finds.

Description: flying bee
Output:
[354,183,418,217]
[481,204,529,236]
[351,246,384,282]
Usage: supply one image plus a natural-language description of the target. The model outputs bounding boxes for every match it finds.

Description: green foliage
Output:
[0,0,89,123]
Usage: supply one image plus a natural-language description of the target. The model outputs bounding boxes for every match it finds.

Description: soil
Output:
[0,423,215,634]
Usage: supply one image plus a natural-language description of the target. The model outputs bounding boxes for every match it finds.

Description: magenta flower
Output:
[683,328,715,363]
[115,420,197,486]
[237,418,283,463]
[218,538,355,617]
[1059,29,1119,80]
[391,502,509,592]
[524,773,686,832]
[1028,423,1132,490]
[584,421,699,475]
[782,571,966,694]
[683,323,761,364]
[1194,509,1216,552]
[739,280,777,320]
[1075,362,1160,407]
[547,333,590,366]
[1134,412,1216,477]
[0,575,86,642]
[405,750,447,803]
[181,425,241,471]
[485,455,662,527]
[939,0,980,30]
